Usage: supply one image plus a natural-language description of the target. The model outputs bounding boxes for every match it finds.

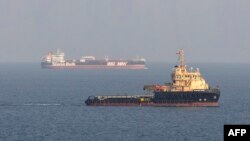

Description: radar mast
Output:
[177,49,185,68]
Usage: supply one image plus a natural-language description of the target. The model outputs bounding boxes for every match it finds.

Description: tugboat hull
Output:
[85,89,220,107]
[85,102,219,107]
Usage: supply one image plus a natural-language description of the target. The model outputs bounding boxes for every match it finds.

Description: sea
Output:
[0,63,249,141]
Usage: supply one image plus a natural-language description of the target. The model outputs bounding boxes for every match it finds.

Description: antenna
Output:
[105,56,109,61]
[177,49,185,67]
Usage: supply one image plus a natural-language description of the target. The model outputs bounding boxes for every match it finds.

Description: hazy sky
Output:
[0,0,250,63]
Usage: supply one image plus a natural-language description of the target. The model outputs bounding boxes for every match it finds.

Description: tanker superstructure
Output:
[85,49,220,107]
[41,49,146,69]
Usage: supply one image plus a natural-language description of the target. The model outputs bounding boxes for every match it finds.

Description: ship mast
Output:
[177,49,185,68]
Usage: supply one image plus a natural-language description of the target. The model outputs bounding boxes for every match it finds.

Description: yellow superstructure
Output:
[166,49,209,92]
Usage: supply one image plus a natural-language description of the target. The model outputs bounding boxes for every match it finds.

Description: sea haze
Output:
[0,63,249,141]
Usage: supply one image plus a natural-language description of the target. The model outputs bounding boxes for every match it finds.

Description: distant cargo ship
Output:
[41,49,146,69]
[85,49,220,107]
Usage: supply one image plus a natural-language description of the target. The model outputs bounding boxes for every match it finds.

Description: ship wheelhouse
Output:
[170,49,209,92]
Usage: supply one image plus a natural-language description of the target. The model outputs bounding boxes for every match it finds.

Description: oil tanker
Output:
[41,49,146,69]
[85,49,220,107]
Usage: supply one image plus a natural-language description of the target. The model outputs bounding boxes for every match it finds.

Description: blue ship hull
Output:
[85,89,220,107]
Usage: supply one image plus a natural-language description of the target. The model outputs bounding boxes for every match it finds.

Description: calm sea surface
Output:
[0,63,249,141]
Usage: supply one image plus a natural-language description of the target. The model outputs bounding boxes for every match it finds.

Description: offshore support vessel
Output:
[85,49,220,107]
[41,49,146,69]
